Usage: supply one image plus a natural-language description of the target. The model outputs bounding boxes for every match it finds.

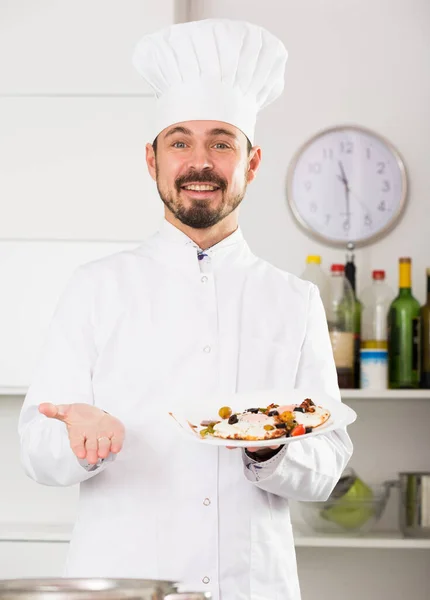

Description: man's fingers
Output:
[110,433,124,454]
[69,433,86,460]
[97,435,112,459]
[85,437,99,465]
[39,403,69,421]
[246,445,281,452]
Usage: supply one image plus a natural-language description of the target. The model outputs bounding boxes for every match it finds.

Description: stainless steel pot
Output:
[0,579,211,600]
[385,472,430,538]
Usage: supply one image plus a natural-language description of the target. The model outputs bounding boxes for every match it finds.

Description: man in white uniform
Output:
[18,19,353,600]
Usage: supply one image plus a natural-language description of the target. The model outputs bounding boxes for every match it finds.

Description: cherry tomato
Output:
[291,424,306,437]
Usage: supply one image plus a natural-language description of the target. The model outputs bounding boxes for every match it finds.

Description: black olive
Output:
[228,414,239,424]
[305,426,313,434]
[268,410,279,416]
[246,408,259,414]
[294,407,305,413]
[275,423,287,429]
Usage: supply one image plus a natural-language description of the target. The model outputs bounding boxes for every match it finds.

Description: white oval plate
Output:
[168,388,357,448]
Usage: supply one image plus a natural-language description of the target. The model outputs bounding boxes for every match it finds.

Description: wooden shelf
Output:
[0,523,72,543]
[0,387,27,396]
[2,388,430,400]
[294,531,430,549]
[1,523,429,548]
[341,389,430,401]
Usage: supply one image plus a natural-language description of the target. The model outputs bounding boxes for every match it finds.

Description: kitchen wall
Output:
[1,0,430,598]
[0,0,180,523]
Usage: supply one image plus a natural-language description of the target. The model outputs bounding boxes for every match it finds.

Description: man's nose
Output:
[187,146,214,172]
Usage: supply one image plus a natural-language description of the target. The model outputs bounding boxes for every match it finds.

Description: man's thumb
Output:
[39,403,68,421]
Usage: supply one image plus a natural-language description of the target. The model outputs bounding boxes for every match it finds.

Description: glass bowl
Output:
[298,484,390,535]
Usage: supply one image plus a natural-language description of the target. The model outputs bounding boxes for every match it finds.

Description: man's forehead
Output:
[162,121,241,140]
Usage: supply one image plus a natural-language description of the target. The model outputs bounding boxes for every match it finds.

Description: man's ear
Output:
[146,143,157,181]
[247,147,262,183]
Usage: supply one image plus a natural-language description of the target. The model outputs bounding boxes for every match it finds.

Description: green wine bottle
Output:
[388,258,421,388]
[420,269,430,388]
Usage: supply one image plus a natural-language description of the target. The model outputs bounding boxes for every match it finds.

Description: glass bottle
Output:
[301,255,330,314]
[344,251,362,388]
[360,270,394,389]
[420,268,430,388]
[388,258,421,389]
[327,264,355,389]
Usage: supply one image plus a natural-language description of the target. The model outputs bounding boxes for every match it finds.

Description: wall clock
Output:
[286,125,408,247]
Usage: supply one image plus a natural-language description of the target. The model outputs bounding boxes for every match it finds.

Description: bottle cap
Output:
[331,264,345,272]
[399,257,411,264]
[306,255,321,265]
[372,270,385,280]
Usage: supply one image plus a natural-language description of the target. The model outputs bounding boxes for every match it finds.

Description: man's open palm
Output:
[39,403,125,465]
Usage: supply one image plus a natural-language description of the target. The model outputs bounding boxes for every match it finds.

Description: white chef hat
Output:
[132,18,288,144]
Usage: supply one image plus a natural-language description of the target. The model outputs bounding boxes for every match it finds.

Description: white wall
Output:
[192,0,430,303]
[1,1,430,599]
[190,2,430,599]
[0,0,178,529]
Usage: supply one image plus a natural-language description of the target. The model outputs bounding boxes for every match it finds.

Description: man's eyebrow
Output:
[164,126,193,139]
[207,128,238,139]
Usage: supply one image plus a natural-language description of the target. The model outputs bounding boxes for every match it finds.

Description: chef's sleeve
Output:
[242,283,353,501]
[18,265,114,487]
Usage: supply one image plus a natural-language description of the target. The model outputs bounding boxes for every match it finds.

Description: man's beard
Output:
[156,166,248,229]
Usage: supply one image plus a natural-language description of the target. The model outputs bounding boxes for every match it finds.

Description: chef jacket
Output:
[19,219,353,600]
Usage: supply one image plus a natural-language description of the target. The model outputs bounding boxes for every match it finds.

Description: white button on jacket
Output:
[18,219,353,600]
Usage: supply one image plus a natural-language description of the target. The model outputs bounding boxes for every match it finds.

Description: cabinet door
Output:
[0,96,161,242]
[0,542,69,579]
[0,0,176,94]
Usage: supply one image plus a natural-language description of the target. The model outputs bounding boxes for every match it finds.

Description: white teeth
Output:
[183,184,217,191]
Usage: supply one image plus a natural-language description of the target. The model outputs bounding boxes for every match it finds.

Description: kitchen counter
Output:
[0,523,72,542]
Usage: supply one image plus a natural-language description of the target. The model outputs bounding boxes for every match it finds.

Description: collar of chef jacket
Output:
[138,218,257,275]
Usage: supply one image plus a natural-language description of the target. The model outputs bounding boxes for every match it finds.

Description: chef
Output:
[18,18,353,600]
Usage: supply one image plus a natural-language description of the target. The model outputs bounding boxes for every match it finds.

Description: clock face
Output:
[287,126,408,247]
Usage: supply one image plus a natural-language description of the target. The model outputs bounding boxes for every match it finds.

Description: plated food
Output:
[197,398,330,441]
[168,389,356,448]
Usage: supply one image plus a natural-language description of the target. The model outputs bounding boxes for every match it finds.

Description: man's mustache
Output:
[175,172,227,192]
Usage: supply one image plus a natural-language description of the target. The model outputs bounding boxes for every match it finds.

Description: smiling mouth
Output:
[180,184,221,193]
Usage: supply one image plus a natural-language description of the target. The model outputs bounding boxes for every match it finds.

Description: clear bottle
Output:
[360,270,394,389]
[344,251,362,388]
[420,268,430,388]
[361,271,393,349]
[301,255,330,314]
[388,258,421,389]
[327,264,355,389]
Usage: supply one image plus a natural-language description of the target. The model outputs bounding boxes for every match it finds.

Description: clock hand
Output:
[336,162,351,228]
[348,186,371,215]
[338,160,349,187]
[344,186,351,228]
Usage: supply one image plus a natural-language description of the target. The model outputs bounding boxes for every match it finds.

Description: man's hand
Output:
[39,403,125,465]
[246,445,280,453]
[227,444,280,455]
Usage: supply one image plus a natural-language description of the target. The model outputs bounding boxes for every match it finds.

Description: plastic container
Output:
[327,264,355,389]
[360,270,393,389]
[300,255,330,314]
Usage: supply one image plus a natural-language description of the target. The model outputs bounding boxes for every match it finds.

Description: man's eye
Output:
[214,143,229,149]
[172,142,187,148]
